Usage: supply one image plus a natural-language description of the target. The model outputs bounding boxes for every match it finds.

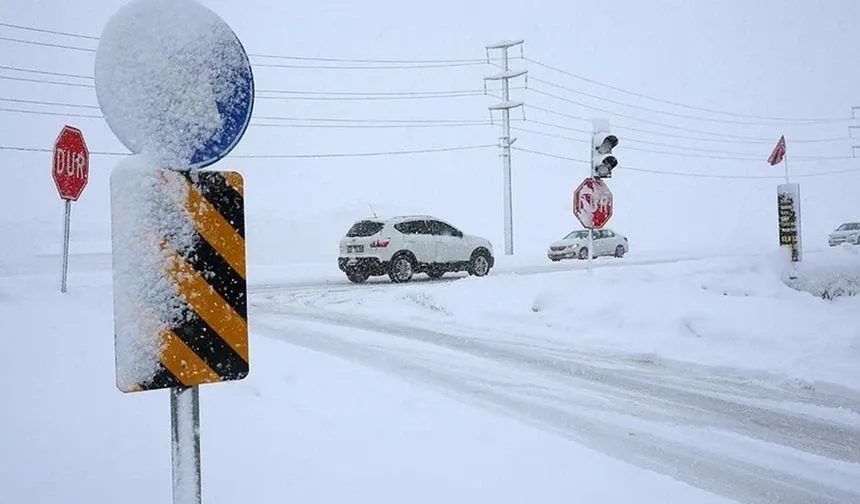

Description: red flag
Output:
[767,135,786,166]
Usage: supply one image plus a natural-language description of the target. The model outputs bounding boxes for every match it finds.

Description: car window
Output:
[429,220,461,237]
[346,220,384,237]
[564,230,589,240]
[395,220,430,235]
[837,223,860,231]
[604,230,615,238]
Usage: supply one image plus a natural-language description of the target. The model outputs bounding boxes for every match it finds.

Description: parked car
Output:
[338,215,495,283]
[546,228,629,261]
[828,222,860,246]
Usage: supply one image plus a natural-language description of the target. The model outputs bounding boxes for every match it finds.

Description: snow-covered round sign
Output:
[94,0,254,170]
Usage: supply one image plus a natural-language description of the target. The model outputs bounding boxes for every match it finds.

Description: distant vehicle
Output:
[828,222,860,246]
[338,215,495,284]
[546,228,629,261]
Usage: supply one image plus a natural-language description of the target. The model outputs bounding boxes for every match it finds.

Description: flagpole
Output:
[783,149,789,183]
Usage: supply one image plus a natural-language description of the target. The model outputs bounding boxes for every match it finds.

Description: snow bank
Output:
[109,155,196,391]
[312,253,860,388]
[785,245,860,299]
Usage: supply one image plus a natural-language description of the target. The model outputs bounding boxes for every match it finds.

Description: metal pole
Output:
[171,386,202,504]
[587,228,593,275]
[783,155,789,184]
[501,47,513,256]
[484,40,526,257]
[60,199,71,293]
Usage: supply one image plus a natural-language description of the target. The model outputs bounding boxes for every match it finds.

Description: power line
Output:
[511,124,850,162]
[522,107,848,145]
[0,35,94,52]
[513,147,860,179]
[0,143,495,158]
[0,106,498,129]
[252,60,484,70]
[0,107,100,119]
[0,21,99,40]
[0,33,486,69]
[2,94,845,154]
[0,68,495,100]
[525,57,850,123]
[0,75,93,88]
[528,75,848,126]
[514,121,840,161]
[0,64,92,80]
[528,87,821,142]
[0,21,497,64]
[0,97,99,109]
[255,91,487,101]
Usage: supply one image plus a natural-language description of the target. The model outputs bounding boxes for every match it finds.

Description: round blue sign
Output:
[94,0,254,170]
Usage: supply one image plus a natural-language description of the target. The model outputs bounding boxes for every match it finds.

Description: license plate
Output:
[348,245,364,253]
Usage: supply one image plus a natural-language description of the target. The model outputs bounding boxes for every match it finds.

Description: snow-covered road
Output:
[250,258,860,504]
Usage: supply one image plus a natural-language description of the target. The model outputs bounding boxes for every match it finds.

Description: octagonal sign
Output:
[52,125,90,201]
[573,177,613,229]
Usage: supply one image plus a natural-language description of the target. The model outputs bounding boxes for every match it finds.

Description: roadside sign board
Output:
[110,166,248,393]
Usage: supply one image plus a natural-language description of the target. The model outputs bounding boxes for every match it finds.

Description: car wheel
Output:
[389,254,414,283]
[578,247,589,260]
[469,251,491,277]
[615,245,626,258]
[346,269,369,284]
[550,257,561,262]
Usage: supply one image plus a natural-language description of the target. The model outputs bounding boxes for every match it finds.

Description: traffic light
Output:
[591,119,618,179]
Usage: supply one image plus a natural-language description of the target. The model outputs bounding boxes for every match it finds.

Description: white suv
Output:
[338,215,495,283]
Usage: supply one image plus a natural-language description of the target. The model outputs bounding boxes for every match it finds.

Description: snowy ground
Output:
[2,247,859,504]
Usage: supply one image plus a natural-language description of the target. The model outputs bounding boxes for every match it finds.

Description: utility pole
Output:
[484,40,527,256]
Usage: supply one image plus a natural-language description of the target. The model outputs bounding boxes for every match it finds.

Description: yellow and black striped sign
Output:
[124,170,249,392]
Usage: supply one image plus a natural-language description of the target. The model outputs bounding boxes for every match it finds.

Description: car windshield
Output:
[346,220,384,237]
[837,223,860,231]
[563,230,589,240]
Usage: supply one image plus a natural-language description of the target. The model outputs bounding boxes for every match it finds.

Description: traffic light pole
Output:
[485,40,527,256]
[587,228,594,275]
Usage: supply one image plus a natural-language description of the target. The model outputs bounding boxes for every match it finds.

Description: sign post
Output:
[95,0,255,502]
[51,124,90,293]
[573,177,613,274]
[768,135,800,279]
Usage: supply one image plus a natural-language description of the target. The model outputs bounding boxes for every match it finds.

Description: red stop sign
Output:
[573,177,613,229]
[52,125,90,201]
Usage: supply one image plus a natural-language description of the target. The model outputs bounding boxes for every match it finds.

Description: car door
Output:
[593,229,611,256]
[427,220,467,264]
[400,219,436,265]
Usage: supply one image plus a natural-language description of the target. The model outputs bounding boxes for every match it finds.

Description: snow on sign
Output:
[93,0,255,169]
[52,125,89,201]
[573,177,613,229]
[110,158,248,393]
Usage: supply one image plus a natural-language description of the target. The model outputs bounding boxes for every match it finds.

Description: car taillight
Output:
[370,238,390,248]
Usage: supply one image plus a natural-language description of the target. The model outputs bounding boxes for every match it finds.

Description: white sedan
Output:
[546,228,629,261]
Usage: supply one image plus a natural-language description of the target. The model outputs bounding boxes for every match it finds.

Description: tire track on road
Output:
[252,313,860,504]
